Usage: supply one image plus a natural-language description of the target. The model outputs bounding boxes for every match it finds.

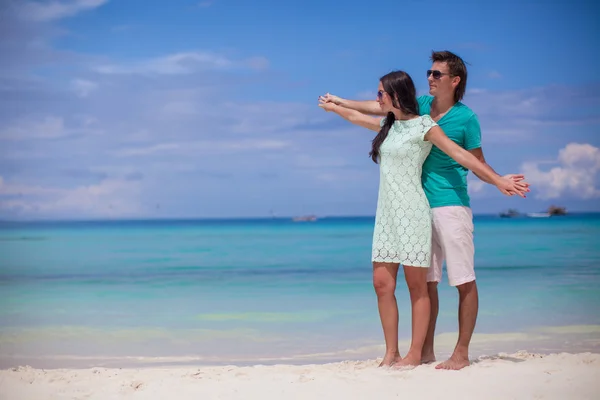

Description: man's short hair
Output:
[430,50,468,103]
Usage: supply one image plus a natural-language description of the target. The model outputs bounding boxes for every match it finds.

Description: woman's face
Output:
[377,81,393,112]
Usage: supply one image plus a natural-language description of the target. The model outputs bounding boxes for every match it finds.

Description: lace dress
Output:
[371,115,437,267]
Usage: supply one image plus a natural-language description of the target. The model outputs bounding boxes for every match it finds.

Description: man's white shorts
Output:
[427,206,476,287]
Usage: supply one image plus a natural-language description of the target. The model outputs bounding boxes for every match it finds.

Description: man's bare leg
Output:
[421,282,439,363]
[373,262,402,366]
[436,280,478,370]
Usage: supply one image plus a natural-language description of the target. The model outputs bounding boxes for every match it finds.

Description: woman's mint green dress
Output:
[372,115,437,267]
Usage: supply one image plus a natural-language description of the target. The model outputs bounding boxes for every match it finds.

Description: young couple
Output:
[318,51,530,370]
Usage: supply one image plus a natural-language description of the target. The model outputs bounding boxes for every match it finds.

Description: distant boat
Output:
[548,205,567,216]
[527,212,551,218]
[292,215,317,222]
[499,209,520,218]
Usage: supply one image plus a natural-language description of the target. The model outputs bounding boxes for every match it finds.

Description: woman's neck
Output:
[391,109,417,120]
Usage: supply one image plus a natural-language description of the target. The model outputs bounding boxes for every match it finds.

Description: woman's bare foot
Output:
[379,351,402,367]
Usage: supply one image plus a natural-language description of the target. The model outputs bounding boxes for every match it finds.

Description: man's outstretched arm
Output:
[318,93,386,116]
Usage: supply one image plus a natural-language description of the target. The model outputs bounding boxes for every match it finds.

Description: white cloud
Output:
[224,101,326,134]
[4,2,596,220]
[244,56,270,71]
[114,143,181,157]
[51,178,142,215]
[521,143,600,200]
[94,52,269,75]
[17,0,109,22]
[461,85,600,143]
[71,78,98,97]
[0,177,143,218]
[557,143,600,169]
[294,155,351,169]
[0,115,101,141]
[466,85,600,120]
[161,101,198,116]
[356,90,376,100]
[0,176,62,196]
[467,174,486,195]
[0,116,67,140]
[113,139,290,157]
[466,88,542,118]
[223,139,289,150]
[488,70,502,79]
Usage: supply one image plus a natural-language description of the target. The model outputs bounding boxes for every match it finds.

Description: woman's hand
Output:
[318,93,343,106]
[317,98,382,132]
[318,102,338,112]
[495,176,528,198]
[502,174,531,196]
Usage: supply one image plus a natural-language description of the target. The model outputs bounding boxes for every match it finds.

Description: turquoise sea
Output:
[1,214,599,368]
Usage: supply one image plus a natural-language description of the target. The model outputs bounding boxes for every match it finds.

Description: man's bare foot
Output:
[391,355,420,369]
[435,354,470,370]
[379,353,402,367]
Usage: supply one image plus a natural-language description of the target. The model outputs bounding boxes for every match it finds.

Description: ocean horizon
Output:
[2,209,598,221]
[1,212,599,369]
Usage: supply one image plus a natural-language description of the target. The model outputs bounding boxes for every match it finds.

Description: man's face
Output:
[427,61,457,98]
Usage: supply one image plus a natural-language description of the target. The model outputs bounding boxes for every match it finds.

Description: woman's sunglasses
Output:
[427,70,452,79]
[377,90,384,99]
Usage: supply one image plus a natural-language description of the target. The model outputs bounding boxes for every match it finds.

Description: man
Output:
[319,50,529,370]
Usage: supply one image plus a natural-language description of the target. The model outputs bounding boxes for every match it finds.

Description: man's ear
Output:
[452,75,461,88]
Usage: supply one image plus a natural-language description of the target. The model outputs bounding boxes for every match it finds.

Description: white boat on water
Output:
[527,212,551,218]
[292,215,317,222]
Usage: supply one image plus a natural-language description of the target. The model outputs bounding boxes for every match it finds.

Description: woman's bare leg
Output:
[372,262,401,366]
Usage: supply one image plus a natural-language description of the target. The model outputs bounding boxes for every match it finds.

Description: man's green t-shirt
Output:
[417,95,482,208]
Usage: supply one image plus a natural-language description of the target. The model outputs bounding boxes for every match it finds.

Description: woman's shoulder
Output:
[410,115,437,142]
[418,114,435,123]
[416,114,437,129]
[382,115,436,129]
[398,115,436,127]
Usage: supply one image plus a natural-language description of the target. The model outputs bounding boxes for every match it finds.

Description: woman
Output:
[318,71,521,368]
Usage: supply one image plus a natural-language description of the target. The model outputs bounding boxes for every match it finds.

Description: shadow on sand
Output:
[472,354,529,364]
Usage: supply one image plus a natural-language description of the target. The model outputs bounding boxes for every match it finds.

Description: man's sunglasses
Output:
[427,70,452,79]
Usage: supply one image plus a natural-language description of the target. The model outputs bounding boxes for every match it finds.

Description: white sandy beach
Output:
[1,351,599,400]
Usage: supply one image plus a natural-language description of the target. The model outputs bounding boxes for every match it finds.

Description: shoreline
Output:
[3,348,600,370]
[2,324,600,370]
[1,351,599,400]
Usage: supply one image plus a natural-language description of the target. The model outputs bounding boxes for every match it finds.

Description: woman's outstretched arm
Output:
[425,125,528,197]
[319,102,382,132]
[319,93,385,116]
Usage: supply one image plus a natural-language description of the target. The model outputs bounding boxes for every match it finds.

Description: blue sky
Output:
[1,0,599,220]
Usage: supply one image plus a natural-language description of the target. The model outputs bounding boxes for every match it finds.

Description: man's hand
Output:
[318,93,343,106]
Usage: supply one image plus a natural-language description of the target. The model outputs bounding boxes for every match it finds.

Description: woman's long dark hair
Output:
[369,71,420,163]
